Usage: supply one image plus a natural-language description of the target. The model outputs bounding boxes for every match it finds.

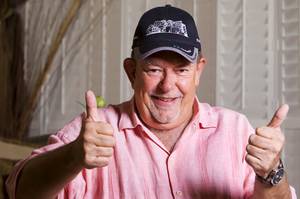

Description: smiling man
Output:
[6,5,297,199]
[124,50,205,152]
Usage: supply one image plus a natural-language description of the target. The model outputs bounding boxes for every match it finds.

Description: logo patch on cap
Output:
[146,20,188,37]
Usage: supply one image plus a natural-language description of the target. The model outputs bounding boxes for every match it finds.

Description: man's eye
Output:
[177,68,189,74]
[150,69,160,72]
[147,69,162,74]
[179,69,187,72]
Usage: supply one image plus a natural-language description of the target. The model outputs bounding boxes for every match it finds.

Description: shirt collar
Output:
[195,98,218,128]
[118,98,140,130]
[118,97,217,131]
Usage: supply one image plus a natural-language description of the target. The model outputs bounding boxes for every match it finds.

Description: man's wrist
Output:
[256,159,285,186]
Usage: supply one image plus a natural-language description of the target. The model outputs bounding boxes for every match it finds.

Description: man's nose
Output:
[158,72,176,92]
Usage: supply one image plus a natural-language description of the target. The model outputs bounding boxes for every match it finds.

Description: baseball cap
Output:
[132,5,201,63]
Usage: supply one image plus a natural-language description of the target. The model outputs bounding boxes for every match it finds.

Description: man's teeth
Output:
[158,97,173,102]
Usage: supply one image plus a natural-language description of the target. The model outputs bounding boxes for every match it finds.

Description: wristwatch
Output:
[256,159,285,186]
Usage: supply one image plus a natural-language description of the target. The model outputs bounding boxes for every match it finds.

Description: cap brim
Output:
[134,35,199,63]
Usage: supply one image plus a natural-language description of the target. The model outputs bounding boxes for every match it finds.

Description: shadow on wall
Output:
[0,0,31,141]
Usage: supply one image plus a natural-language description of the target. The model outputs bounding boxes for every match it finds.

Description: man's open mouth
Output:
[152,96,177,102]
[150,96,181,108]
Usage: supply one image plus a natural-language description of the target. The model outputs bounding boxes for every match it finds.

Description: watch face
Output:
[271,168,284,185]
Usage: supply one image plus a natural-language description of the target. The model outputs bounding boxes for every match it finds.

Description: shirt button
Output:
[175,190,182,196]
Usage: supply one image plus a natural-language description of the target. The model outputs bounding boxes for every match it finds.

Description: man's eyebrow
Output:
[175,62,192,68]
[142,59,161,66]
[141,58,191,67]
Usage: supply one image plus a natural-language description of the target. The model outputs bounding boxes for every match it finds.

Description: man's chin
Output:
[148,122,179,130]
[148,116,182,130]
[151,112,178,123]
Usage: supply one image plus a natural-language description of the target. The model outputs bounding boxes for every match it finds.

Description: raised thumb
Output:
[85,90,100,121]
[267,104,289,128]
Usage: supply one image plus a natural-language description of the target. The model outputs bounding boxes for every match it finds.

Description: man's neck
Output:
[149,118,191,152]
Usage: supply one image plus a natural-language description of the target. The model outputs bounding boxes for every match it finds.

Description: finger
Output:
[255,127,278,139]
[94,156,111,167]
[85,121,114,136]
[84,132,115,147]
[94,146,114,157]
[95,135,115,147]
[267,104,289,128]
[248,134,273,149]
[85,90,100,121]
[245,154,267,178]
[86,155,110,168]
[246,144,265,160]
[245,153,260,166]
[95,123,114,136]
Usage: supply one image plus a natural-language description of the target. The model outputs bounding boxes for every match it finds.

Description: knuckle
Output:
[256,127,262,134]
[100,157,110,166]
[245,154,251,163]
[103,138,113,146]
[93,156,110,167]
[249,134,255,144]
[256,127,266,134]
[99,136,115,147]
[104,147,114,156]
[84,154,94,165]
[111,137,116,146]
[108,147,114,156]
[246,145,251,153]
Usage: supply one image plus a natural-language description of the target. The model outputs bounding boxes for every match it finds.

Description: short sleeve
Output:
[5,114,83,199]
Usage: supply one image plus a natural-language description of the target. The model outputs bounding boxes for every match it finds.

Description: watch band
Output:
[256,159,285,186]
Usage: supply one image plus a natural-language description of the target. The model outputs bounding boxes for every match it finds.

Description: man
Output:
[6,5,297,199]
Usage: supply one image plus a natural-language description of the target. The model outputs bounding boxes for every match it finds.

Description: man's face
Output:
[125,51,205,130]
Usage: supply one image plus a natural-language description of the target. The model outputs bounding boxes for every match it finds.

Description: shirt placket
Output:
[166,122,199,199]
[166,152,183,199]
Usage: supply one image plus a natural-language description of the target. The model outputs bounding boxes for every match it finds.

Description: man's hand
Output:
[73,90,115,169]
[246,104,289,178]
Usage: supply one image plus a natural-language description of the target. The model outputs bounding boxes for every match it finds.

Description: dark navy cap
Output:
[132,5,201,62]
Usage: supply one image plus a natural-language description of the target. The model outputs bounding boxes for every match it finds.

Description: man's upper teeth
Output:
[160,98,171,101]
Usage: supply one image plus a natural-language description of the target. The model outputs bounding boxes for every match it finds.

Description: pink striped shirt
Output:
[6,98,297,198]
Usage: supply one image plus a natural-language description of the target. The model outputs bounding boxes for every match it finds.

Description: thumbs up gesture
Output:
[246,104,289,178]
[73,90,115,169]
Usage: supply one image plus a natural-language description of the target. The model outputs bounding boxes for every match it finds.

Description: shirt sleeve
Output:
[291,187,297,199]
[5,114,83,199]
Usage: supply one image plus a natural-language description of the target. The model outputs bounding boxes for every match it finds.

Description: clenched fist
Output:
[73,90,115,169]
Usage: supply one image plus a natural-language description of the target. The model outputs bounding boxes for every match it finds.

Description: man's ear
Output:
[195,57,206,86]
[123,58,137,88]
